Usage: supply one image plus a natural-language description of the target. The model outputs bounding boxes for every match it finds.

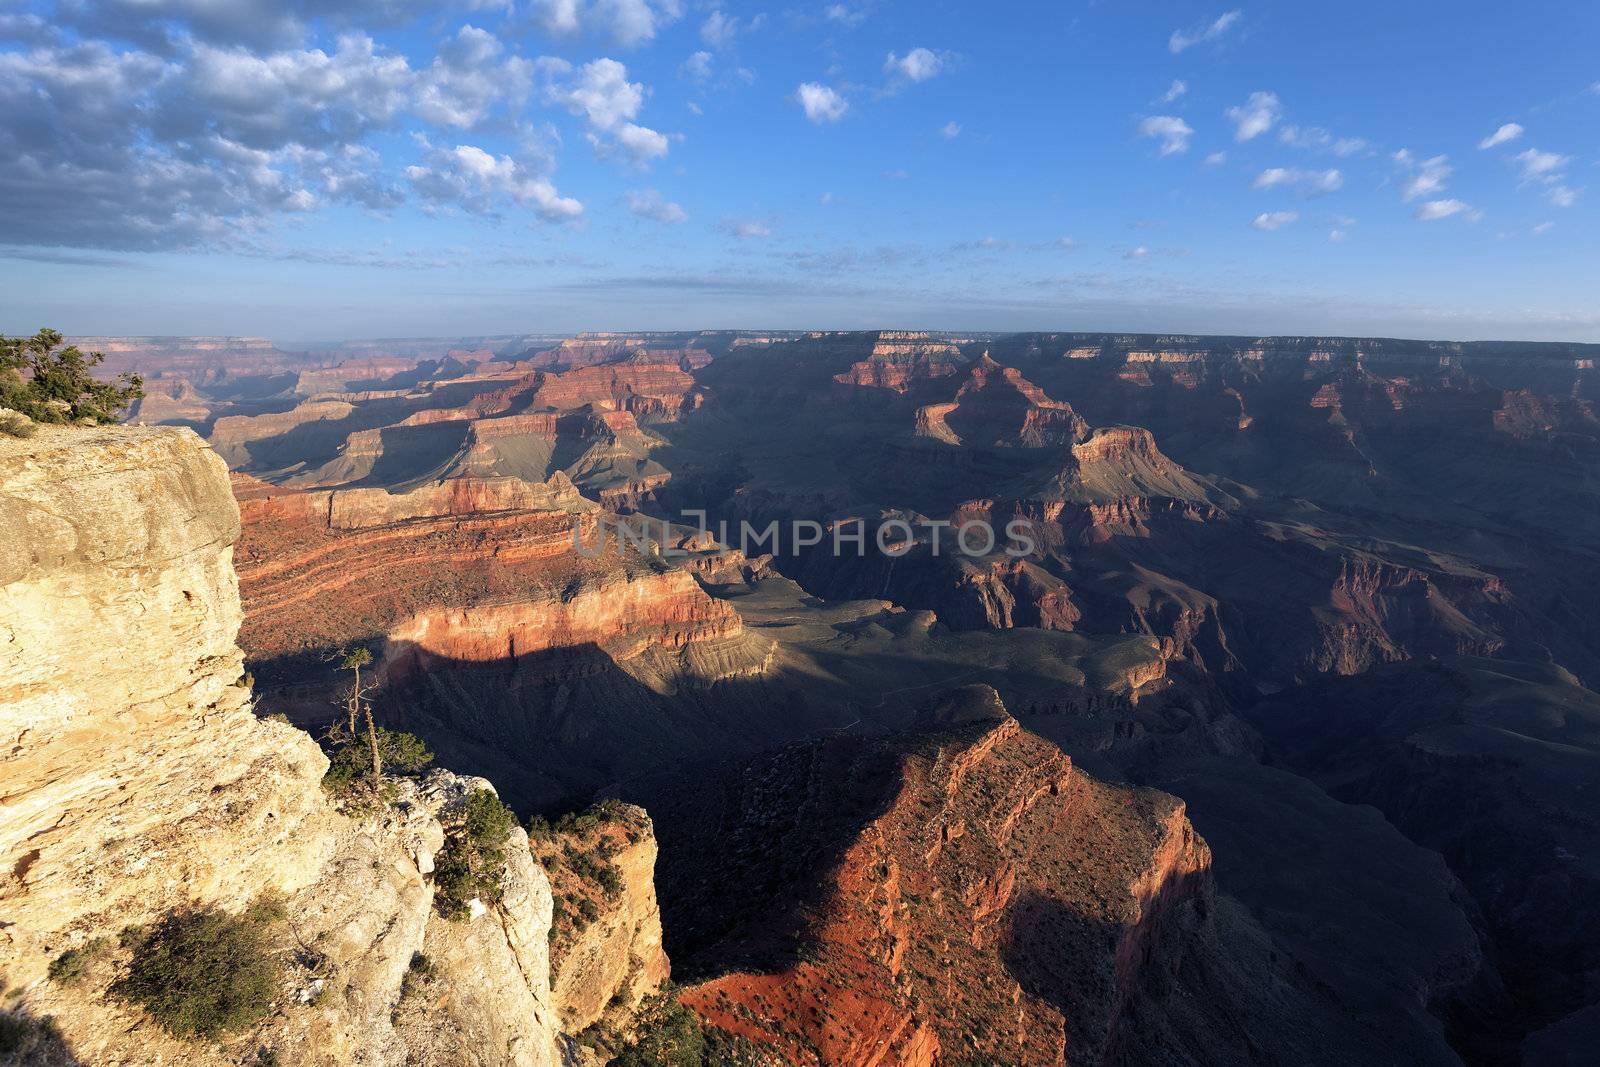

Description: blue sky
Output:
[1,1,1597,340]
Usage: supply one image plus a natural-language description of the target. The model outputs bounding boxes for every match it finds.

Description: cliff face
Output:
[664,687,1215,1066]
[0,427,565,1067]
[537,804,671,1042]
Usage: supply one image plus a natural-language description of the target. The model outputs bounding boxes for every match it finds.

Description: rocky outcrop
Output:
[913,354,1087,447]
[381,568,749,682]
[0,426,564,1066]
[537,804,671,1041]
[665,686,1216,1066]
[833,333,965,395]
[235,470,596,531]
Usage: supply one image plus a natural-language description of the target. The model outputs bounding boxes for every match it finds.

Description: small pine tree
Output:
[0,329,143,424]
[337,648,383,779]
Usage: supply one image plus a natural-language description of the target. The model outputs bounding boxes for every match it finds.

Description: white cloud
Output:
[824,4,868,27]
[1251,167,1343,195]
[1161,79,1188,104]
[177,34,414,150]
[1204,151,1227,166]
[1533,221,1554,235]
[1395,152,1452,201]
[1169,10,1241,54]
[1479,122,1523,149]
[1514,148,1570,181]
[1225,91,1281,142]
[528,0,682,48]
[1251,211,1298,231]
[414,25,531,129]
[1139,115,1194,156]
[545,57,672,164]
[1125,245,1150,260]
[625,187,686,222]
[614,122,669,161]
[1547,184,1580,208]
[940,120,961,138]
[796,81,848,123]
[681,50,712,81]
[548,57,641,129]
[884,47,950,84]
[700,10,738,49]
[405,143,581,221]
[1328,228,1348,243]
[1413,198,1480,222]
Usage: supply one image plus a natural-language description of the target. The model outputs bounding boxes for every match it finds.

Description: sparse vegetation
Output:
[607,984,768,1066]
[0,329,143,425]
[111,901,284,1042]
[0,409,38,439]
[321,726,434,796]
[434,789,519,920]
[46,938,108,985]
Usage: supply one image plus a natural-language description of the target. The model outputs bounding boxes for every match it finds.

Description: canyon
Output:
[6,327,1600,1065]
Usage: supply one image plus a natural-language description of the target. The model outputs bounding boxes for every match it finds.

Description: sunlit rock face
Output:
[0,426,565,1067]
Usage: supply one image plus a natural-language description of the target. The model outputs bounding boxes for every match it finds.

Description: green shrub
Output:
[111,904,282,1041]
[462,789,517,847]
[46,938,108,985]
[0,329,142,425]
[321,728,433,794]
[605,986,775,1066]
[0,410,37,439]
[433,789,518,920]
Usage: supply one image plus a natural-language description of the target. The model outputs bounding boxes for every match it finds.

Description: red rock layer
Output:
[914,354,1087,447]
[678,690,1212,1066]
[833,335,966,395]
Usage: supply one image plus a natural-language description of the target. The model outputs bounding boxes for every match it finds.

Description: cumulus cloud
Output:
[1251,167,1343,195]
[1205,151,1227,166]
[1251,211,1298,231]
[1394,151,1453,201]
[544,57,673,164]
[528,0,683,48]
[1413,198,1480,222]
[796,82,848,123]
[0,15,603,251]
[884,47,950,84]
[413,25,531,129]
[1139,115,1193,156]
[1161,79,1188,103]
[1479,122,1523,149]
[0,37,417,249]
[168,34,412,150]
[625,187,686,222]
[59,0,472,51]
[1169,10,1241,54]
[940,121,961,138]
[1225,91,1281,141]
[405,142,581,220]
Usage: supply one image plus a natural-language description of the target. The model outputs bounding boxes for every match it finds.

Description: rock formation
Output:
[0,426,568,1066]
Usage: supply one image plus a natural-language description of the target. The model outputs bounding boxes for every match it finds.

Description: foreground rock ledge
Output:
[0,426,563,1066]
